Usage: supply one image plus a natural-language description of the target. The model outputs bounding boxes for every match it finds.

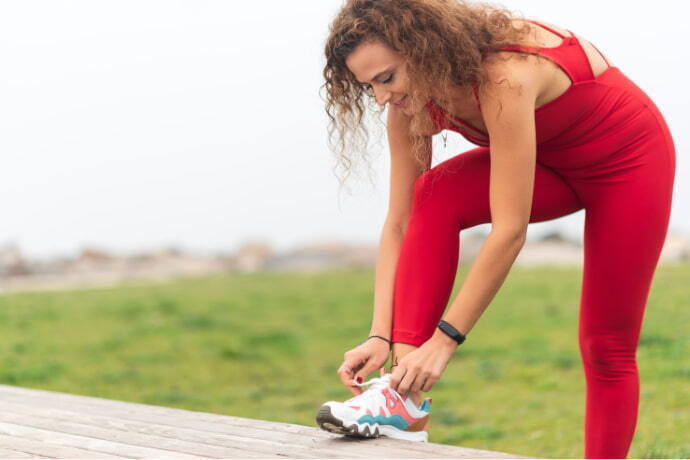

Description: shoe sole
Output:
[316,405,381,438]
[316,405,428,442]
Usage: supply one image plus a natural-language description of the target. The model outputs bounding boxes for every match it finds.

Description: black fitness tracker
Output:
[438,320,467,345]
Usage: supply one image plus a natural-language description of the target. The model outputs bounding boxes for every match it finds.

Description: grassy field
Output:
[0,264,688,458]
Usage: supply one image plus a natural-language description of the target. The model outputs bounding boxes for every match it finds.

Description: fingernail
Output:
[356,376,363,383]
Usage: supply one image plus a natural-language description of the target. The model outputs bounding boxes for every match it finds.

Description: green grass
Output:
[0,264,688,458]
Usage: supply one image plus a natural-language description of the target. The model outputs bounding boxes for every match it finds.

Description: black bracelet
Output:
[359,335,392,348]
[437,320,467,345]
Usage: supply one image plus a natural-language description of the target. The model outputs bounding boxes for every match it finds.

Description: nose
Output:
[374,88,393,107]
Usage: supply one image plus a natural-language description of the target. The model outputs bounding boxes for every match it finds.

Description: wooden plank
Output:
[0,447,42,459]
[0,385,531,459]
[0,386,529,458]
[0,395,438,459]
[207,412,531,458]
[0,399,374,459]
[0,433,124,458]
[0,421,206,458]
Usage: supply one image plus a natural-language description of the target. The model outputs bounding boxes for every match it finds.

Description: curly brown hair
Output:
[321,0,533,193]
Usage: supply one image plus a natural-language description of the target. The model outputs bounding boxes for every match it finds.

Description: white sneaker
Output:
[316,373,432,442]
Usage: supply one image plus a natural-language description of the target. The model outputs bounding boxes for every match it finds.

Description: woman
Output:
[316,0,676,458]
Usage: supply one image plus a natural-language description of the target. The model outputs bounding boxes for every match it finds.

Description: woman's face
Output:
[345,40,418,115]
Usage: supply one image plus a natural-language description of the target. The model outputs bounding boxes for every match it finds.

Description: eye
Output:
[362,73,393,98]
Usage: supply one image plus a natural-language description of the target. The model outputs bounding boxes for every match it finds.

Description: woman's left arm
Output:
[389,57,542,396]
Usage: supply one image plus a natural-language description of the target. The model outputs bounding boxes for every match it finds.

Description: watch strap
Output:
[438,320,467,345]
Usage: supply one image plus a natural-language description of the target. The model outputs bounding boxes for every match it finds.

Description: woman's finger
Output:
[353,358,384,384]
[410,373,429,394]
[338,358,365,395]
[339,372,362,395]
[422,375,437,392]
[337,362,353,385]
[388,365,406,393]
[397,369,419,396]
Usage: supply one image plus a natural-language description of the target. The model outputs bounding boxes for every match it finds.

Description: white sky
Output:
[1,1,687,260]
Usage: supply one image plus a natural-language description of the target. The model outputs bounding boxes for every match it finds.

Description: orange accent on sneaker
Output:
[405,414,430,432]
[381,388,417,425]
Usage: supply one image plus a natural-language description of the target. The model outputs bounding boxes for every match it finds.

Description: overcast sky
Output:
[1,0,687,260]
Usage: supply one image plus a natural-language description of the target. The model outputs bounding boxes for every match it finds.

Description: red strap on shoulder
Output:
[526,19,568,38]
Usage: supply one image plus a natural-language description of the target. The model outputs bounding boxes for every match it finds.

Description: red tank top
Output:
[425,19,611,147]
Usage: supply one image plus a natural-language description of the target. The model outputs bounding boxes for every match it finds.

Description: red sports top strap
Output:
[525,19,566,38]
[590,42,611,67]
[496,19,596,82]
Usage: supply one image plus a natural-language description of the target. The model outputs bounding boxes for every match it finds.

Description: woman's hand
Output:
[388,332,458,395]
[337,338,390,396]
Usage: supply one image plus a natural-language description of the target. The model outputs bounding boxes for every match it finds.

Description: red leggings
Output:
[390,113,675,457]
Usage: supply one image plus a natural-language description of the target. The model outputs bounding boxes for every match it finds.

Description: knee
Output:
[579,333,638,377]
[412,167,436,198]
[411,167,458,220]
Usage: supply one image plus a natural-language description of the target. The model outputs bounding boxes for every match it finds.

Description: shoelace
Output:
[344,376,395,408]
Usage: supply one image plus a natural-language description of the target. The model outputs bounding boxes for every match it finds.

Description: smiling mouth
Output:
[393,95,408,107]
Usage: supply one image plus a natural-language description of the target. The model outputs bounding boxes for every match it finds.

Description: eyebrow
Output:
[361,67,394,84]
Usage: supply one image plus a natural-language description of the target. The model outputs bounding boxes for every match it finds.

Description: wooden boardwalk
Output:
[0,384,534,459]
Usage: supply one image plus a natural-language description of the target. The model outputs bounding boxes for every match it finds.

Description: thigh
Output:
[567,129,675,342]
[574,177,673,342]
[413,146,584,227]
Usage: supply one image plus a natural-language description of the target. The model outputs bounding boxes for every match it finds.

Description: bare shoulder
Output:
[476,54,542,138]
[481,52,545,104]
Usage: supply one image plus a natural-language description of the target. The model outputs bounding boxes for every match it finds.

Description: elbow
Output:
[491,226,528,246]
[388,223,409,238]
[384,217,411,236]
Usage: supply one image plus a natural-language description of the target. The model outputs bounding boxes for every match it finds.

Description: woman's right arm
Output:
[338,106,433,392]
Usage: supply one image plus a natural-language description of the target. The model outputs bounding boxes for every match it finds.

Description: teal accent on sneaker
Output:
[356,413,410,430]
[420,399,432,412]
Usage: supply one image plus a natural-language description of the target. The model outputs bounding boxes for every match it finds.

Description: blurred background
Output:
[0,2,687,458]
[0,0,688,290]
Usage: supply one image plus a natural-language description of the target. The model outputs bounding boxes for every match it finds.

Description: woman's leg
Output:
[391,146,583,346]
[390,146,584,400]
[569,143,675,458]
